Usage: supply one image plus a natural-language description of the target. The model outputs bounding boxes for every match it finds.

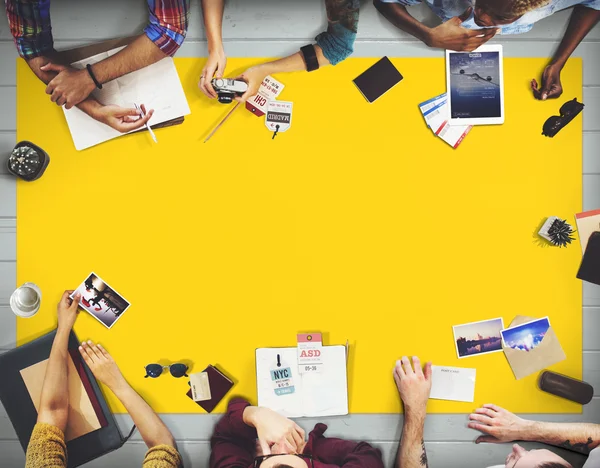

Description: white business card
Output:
[430,365,476,403]
[190,371,212,402]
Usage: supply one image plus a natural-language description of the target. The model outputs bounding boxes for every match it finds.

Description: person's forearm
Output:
[257,47,330,76]
[88,34,166,85]
[111,382,175,448]
[396,411,429,468]
[373,1,432,45]
[520,420,600,455]
[38,327,71,431]
[550,6,600,69]
[202,0,225,52]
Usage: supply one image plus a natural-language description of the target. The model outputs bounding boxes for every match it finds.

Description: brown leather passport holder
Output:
[186,365,234,413]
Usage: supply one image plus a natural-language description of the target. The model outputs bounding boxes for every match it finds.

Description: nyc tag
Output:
[245,76,284,117]
[189,371,212,402]
[266,101,293,137]
[297,333,323,374]
[271,355,295,396]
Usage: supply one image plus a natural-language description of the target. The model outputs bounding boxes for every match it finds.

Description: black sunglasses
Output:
[144,363,188,378]
[542,97,584,138]
[254,454,314,467]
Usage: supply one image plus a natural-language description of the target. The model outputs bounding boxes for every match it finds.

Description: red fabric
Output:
[210,398,384,468]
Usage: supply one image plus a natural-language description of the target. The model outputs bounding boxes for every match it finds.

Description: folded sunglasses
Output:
[144,363,188,378]
[542,97,584,138]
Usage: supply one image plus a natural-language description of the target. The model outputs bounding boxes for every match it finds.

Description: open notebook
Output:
[256,346,348,418]
[63,47,190,150]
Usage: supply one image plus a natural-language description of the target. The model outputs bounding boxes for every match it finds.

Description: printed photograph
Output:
[501,317,551,352]
[72,272,131,329]
[453,317,504,358]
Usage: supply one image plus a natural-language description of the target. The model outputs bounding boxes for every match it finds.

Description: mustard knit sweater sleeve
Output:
[25,422,67,468]
[143,444,183,468]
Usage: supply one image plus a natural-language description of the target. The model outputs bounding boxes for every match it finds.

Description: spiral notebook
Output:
[255,346,348,418]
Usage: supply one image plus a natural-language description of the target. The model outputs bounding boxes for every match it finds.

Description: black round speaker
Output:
[7,141,50,181]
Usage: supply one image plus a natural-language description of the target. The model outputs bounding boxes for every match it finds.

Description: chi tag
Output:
[266,101,293,139]
[245,76,285,117]
[271,354,295,396]
[297,333,323,374]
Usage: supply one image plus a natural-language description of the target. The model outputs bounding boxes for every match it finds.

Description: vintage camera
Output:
[211,78,249,104]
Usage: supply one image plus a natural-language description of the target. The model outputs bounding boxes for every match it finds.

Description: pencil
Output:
[204,101,241,143]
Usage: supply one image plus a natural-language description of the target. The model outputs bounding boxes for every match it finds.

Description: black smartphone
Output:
[353,56,403,103]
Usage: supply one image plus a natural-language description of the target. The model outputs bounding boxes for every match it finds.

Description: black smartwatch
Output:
[300,44,319,72]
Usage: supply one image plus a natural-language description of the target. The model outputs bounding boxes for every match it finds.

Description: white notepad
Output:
[256,346,348,418]
[63,47,191,150]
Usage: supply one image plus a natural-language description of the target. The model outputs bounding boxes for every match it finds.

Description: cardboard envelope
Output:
[503,315,566,380]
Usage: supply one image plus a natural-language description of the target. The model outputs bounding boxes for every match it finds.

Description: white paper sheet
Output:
[63,47,190,150]
[256,346,348,418]
[430,365,476,402]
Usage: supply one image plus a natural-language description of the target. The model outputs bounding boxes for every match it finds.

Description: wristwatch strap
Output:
[300,44,319,72]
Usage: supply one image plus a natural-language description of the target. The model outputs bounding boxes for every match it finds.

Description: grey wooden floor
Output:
[0,1,599,467]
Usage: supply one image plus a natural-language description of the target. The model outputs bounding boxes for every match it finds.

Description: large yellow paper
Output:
[17,57,582,413]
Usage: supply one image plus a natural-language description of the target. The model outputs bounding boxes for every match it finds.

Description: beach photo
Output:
[72,272,131,329]
[501,317,551,352]
[453,317,504,358]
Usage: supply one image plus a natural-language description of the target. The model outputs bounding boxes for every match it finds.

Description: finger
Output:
[69,294,81,311]
[395,359,405,378]
[483,404,502,413]
[259,439,271,456]
[476,435,500,444]
[290,427,303,450]
[50,91,61,103]
[141,104,148,115]
[393,367,402,389]
[40,62,66,73]
[294,423,306,441]
[79,342,95,364]
[206,78,217,98]
[281,437,296,454]
[467,422,495,434]
[544,86,562,100]
[469,413,494,425]
[412,356,424,377]
[475,407,497,418]
[86,340,104,360]
[401,356,413,375]
[116,113,151,132]
[530,79,539,91]
[424,361,433,380]
[64,100,74,110]
[96,343,110,359]
[57,96,67,107]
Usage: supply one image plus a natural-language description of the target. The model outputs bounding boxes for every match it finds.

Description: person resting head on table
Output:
[198,0,359,102]
[209,397,384,467]
[25,290,182,468]
[392,355,600,468]
[373,0,600,100]
[5,0,190,133]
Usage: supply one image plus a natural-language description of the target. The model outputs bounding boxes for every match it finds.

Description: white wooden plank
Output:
[0,306,15,350]
[584,308,600,351]
[0,132,16,174]
[584,88,600,132]
[0,0,598,43]
[0,88,15,131]
[584,351,600,394]
[0,261,15,305]
[0,175,15,218]
[0,218,15,262]
[0,439,589,468]
[584,133,600,174]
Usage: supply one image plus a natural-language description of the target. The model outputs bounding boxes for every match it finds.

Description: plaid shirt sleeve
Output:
[5,0,54,59]
[144,0,190,57]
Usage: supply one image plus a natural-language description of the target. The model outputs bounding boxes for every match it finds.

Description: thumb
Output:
[259,439,271,456]
[457,7,473,23]
[41,62,66,72]
[215,61,226,79]
[424,361,433,380]
[70,294,81,311]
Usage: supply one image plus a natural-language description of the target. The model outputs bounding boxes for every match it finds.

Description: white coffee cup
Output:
[10,283,42,318]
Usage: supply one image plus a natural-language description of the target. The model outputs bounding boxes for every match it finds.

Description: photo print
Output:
[72,272,131,329]
[501,317,551,352]
[453,317,504,358]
